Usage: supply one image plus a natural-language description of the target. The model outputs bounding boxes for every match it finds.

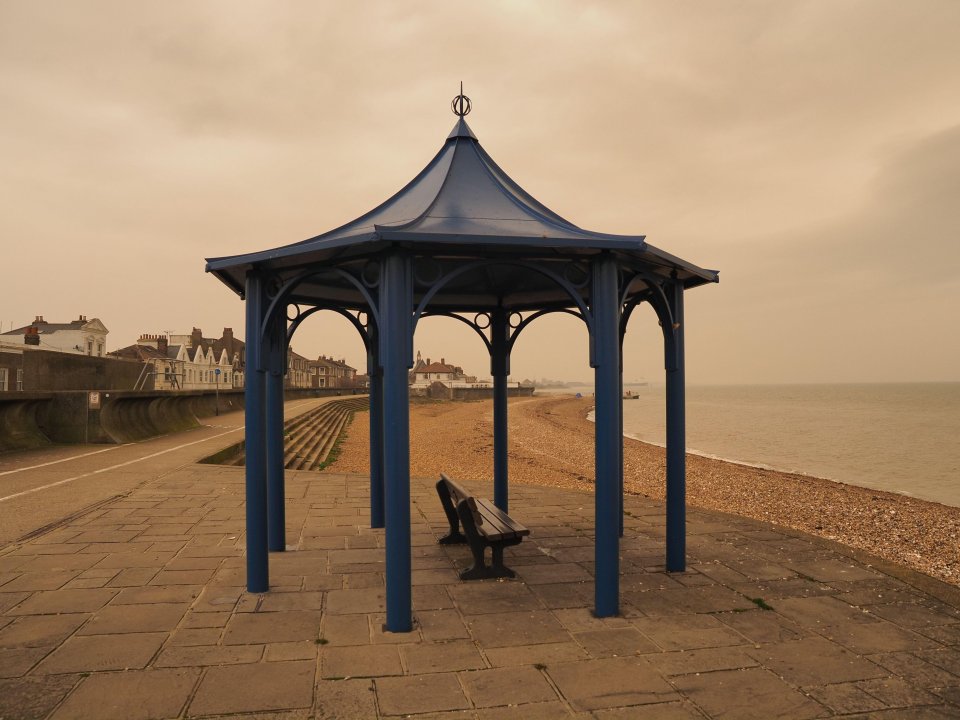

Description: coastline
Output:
[327,394,960,587]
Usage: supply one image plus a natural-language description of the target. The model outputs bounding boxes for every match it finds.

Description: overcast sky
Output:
[2,1,957,385]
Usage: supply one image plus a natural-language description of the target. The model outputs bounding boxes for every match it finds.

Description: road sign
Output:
[215,368,221,376]
[88,391,100,409]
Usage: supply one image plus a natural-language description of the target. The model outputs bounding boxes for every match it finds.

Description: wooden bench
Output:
[436,473,530,580]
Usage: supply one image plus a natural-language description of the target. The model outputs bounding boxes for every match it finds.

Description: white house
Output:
[408,351,519,392]
[2,315,108,357]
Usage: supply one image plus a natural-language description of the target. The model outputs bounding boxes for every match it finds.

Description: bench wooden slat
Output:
[475,499,528,540]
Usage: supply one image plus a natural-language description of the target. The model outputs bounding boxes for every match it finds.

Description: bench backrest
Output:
[439,473,529,540]
[439,472,471,506]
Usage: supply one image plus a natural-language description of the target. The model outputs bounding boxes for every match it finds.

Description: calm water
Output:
[566,383,960,507]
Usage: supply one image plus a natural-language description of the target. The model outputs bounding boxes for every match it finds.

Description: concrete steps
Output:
[229,396,368,470]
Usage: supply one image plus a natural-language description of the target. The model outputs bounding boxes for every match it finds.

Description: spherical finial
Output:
[451,81,471,117]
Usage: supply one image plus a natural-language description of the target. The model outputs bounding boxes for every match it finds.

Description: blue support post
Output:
[491,309,509,512]
[380,252,412,632]
[266,314,286,552]
[592,254,621,617]
[665,282,686,572]
[618,347,624,538]
[244,271,269,592]
[369,331,385,529]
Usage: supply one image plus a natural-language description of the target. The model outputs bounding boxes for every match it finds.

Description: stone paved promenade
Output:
[2,455,960,717]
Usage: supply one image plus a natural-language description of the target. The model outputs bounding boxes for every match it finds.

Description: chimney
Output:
[34,315,45,324]
[78,315,87,322]
[157,336,168,354]
[24,326,40,345]
[441,357,445,365]
[222,327,233,349]
[190,327,203,348]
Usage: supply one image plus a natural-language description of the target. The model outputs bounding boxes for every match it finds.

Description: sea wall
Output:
[0,386,365,450]
[0,394,54,452]
[412,382,536,401]
[0,348,149,393]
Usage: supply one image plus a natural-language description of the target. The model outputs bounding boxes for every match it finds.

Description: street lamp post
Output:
[215,367,221,416]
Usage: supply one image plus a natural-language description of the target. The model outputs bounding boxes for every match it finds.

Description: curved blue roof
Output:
[206,117,717,305]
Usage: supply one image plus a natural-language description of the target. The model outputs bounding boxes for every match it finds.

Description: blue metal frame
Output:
[621,272,687,572]
[218,109,714,633]
[242,254,690,623]
[490,309,509,512]
[592,254,620,616]
[265,311,286,552]
[380,252,413,632]
[244,271,269,592]
[664,280,686,572]
[368,326,385,529]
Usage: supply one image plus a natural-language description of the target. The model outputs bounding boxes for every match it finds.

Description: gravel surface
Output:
[328,394,960,586]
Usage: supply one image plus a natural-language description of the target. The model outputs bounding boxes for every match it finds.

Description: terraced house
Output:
[308,355,357,388]
[112,327,244,390]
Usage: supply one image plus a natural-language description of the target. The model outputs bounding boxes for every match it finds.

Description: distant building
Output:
[308,355,357,388]
[109,335,184,390]
[411,352,467,385]
[111,327,244,391]
[2,315,108,357]
[172,328,246,389]
[408,350,518,394]
[287,349,313,389]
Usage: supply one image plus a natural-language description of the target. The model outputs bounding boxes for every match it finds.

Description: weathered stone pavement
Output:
[1,464,959,718]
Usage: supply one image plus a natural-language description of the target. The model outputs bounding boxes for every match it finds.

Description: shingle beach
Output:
[328,395,960,588]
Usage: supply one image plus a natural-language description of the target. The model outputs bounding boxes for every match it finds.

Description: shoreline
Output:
[327,394,960,587]
[596,412,946,506]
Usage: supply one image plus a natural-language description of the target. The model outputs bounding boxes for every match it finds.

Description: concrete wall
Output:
[0,394,54,451]
[417,381,536,401]
[0,348,149,393]
[0,386,368,450]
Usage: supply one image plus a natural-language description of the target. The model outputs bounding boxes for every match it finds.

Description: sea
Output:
[549,382,960,508]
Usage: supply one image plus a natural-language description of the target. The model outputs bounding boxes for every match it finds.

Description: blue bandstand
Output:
[206,95,718,632]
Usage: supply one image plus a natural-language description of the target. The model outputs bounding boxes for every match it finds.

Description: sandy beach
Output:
[327,394,960,587]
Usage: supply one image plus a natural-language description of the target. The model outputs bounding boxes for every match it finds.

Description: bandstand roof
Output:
[206,115,717,311]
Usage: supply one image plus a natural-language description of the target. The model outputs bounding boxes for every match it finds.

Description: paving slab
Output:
[50,667,198,720]
[188,660,314,716]
[0,675,79,720]
[375,673,470,715]
[34,632,166,674]
[546,656,678,711]
[459,665,557,707]
[673,667,825,719]
[1,438,959,718]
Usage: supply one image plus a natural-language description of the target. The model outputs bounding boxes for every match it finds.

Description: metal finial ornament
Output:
[451,82,471,117]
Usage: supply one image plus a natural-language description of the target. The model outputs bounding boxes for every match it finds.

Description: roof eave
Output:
[378,229,646,252]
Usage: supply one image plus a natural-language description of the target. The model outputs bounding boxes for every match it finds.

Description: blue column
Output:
[592,254,620,617]
[665,282,686,572]
[618,344,624,538]
[380,252,412,632]
[491,309,509,512]
[369,330,385,529]
[266,314,286,552]
[244,271,269,592]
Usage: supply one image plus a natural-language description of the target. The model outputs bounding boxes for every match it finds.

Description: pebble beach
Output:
[327,394,960,587]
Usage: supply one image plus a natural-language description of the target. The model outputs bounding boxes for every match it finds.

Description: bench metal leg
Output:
[435,480,467,544]
[490,545,516,578]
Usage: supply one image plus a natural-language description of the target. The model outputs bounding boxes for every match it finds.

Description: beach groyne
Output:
[0,387,366,450]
